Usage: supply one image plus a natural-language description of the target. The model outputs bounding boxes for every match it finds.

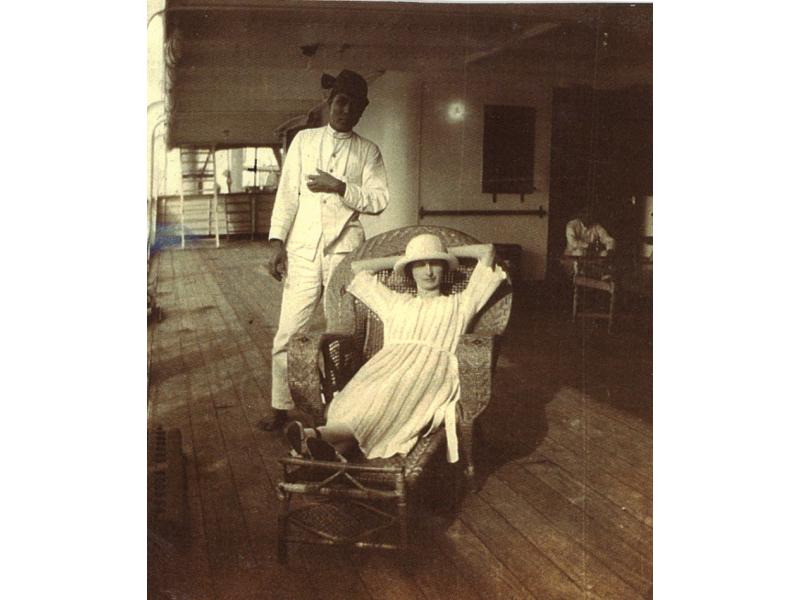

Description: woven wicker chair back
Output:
[325,226,513,362]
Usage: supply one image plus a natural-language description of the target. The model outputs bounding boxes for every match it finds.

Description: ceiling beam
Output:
[465,22,561,65]
[164,1,599,25]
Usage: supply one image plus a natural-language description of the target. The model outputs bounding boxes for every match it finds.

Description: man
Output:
[259,69,390,431]
[561,206,616,281]
[563,207,616,257]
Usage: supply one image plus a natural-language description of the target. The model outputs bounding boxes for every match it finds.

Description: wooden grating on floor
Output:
[147,240,653,600]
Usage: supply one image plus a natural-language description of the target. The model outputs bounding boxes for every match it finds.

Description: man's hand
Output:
[265,239,287,282]
[306,169,345,195]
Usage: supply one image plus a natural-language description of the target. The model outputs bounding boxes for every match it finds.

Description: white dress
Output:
[325,262,506,462]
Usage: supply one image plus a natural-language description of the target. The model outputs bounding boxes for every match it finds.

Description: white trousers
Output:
[271,239,346,410]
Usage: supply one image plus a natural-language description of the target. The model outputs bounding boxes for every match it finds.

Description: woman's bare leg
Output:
[303,423,356,454]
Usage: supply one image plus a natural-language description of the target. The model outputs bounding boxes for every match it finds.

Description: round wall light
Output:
[447,101,466,122]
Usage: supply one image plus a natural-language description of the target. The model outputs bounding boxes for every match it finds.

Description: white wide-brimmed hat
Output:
[393,233,460,275]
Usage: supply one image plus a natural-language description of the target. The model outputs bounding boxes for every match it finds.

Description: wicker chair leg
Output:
[398,499,408,546]
[277,536,287,564]
[607,283,615,333]
[277,490,290,564]
[397,474,409,548]
[449,461,463,509]
[460,422,478,492]
[572,279,579,322]
[397,493,414,573]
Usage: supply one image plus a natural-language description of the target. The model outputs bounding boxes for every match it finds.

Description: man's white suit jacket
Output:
[269,126,390,261]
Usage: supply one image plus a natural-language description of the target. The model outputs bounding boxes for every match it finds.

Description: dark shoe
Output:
[257,409,288,432]
[307,437,347,463]
[284,421,307,457]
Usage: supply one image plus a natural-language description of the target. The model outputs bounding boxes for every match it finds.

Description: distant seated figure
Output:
[564,207,616,257]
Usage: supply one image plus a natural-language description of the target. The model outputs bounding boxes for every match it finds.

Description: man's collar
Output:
[326,124,353,140]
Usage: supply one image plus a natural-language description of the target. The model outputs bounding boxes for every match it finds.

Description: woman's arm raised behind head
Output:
[351,255,400,274]
[450,243,495,267]
[352,243,495,274]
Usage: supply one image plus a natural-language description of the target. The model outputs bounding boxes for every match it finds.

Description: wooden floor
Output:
[147,240,653,600]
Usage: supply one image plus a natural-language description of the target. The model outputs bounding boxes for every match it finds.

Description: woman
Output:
[285,233,506,463]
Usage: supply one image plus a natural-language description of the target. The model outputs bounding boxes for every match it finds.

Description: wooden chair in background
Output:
[571,257,616,332]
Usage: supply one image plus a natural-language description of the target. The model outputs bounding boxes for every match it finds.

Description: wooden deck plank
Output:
[494,464,652,594]
[408,517,486,600]
[539,418,652,496]
[432,517,533,600]
[522,459,653,558]
[292,547,376,600]
[545,390,652,471]
[553,384,652,439]
[196,299,275,429]
[532,440,652,525]
[546,385,652,459]
[353,553,428,600]
[478,476,642,599]
[460,492,586,599]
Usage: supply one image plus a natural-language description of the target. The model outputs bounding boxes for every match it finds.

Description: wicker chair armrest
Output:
[288,332,362,423]
[455,334,496,424]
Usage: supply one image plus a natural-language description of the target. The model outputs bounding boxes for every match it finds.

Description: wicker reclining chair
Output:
[276,226,512,561]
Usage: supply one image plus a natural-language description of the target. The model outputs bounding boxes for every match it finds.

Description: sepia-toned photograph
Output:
[146,1,653,598]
